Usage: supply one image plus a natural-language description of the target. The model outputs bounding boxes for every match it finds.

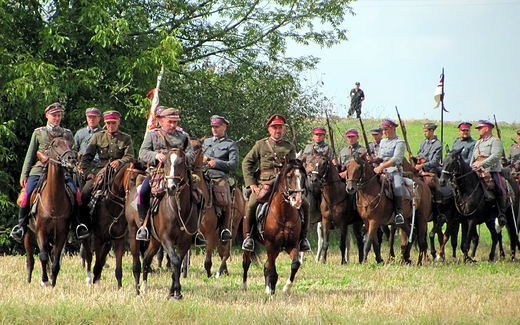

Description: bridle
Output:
[280,165,306,203]
[47,138,76,168]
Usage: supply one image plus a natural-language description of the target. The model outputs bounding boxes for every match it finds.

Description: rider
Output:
[80,110,134,234]
[452,122,476,165]
[74,107,102,163]
[241,114,311,252]
[469,119,508,224]
[301,127,335,172]
[368,126,383,156]
[11,103,88,242]
[413,122,443,204]
[202,115,239,243]
[367,119,406,225]
[136,107,198,242]
[504,128,520,168]
[338,128,366,179]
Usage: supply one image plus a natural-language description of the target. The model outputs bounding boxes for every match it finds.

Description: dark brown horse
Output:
[81,161,145,287]
[242,157,307,295]
[140,147,202,299]
[191,139,246,277]
[24,137,77,286]
[308,150,364,264]
[345,152,432,265]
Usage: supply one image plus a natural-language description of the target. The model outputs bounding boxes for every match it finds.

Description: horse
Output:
[191,139,246,277]
[308,150,364,264]
[439,147,520,262]
[241,157,307,295]
[23,137,77,286]
[139,146,202,299]
[81,161,146,287]
[345,151,432,265]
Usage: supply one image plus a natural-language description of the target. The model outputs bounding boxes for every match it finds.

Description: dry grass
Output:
[1,239,520,325]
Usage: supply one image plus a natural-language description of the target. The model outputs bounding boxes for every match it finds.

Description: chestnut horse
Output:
[81,161,146,287]
[308,150,364,264]
[191,139,246,277]
[140,147,202,299]
[345,152,432,265]
[24,137,77,286]
[241,158,307,295]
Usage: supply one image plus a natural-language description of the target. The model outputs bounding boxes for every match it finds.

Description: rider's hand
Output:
[339,171,347,179]
[414,164,423,171]
[20,179,27,188]
[156,152,166,163]
[331,158,338,166]
[207,159,216,168]
[109,160,120,169]
[473,161,483,169]
[87,174,95,180]
[250,184,260,195]
[374,166,383,174]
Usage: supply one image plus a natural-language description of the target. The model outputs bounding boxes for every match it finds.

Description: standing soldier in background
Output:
[338,129,366,179]
[80,110,134,235]
[452,122,476,165]
[11,103,89,242]
[348,82,365,118]
[241,114,311,252]
[74,107,102,169]
[202,115,239,243]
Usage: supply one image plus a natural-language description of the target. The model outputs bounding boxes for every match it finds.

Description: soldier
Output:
[368,126,383,157]
[301,127,335,173]
[348,82,365,118]
[414,122,442,174]
[80,110,134,234]
[202,115,239,243]
[11,103,89,242]
[74,107,102,161]
[241,114,311,252]
[470,120,507,222]
[504,129,520,167]
[367,119,406,225]
[452,122,476,165]
[338,128,366,179]
[136,107,197,241]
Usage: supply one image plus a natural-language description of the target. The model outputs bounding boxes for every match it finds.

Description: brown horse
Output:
[24,137,77,286]
[81,161,145,287]
[345,152,432,265]
[308,150,364,264]
[242,157,307,295]
[190,139,246,277]
[140,147,202,299]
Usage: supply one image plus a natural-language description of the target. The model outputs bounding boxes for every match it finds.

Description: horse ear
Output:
[445,144,450,154]
[201,135,207,142]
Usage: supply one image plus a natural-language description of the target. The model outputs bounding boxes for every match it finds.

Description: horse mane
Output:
[272,159,307,192]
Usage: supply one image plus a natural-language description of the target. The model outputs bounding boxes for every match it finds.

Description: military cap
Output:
[210,115,229,126]
[423,122,438,130]
[312,127,326,135]
[475,120,494,129]
[457,122,472,130]
[45,102,64,115]
[85,107,101,116]
[345,128,359,137]
[155,105,167,116]
[157,108,180,120]
[381,119,398,128]
[266,114,286,126]
[103,110,121,121]
[517,129,520,135]
[355,82,360,85]
[370,126,383,135]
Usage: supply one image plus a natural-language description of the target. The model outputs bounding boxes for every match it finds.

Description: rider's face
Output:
[268,125,285,140]
[159,117,179,134]
[46,111,62,126]
[105,120,120,133]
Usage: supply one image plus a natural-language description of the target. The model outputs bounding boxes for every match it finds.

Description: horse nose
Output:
[290,193,302,209]
[345,183,355,195]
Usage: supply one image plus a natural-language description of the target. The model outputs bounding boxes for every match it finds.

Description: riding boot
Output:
[242,215,255,252]
[136,203,150,241]
[434,202,446,225]
[299,207,311,252]
[193,233,207,246]
[497,196,508,227]
[11,206,29,243]
[394,195,405,226]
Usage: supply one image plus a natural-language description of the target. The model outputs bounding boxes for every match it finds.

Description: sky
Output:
[286,0,520,124]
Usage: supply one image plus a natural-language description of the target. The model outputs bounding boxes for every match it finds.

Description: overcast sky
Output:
[286,0,520,123]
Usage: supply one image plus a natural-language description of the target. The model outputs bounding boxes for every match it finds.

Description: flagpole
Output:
[440,67,445,161]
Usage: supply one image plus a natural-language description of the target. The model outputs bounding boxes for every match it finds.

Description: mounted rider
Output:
[74,107,103,164]
[367,119,406,225]
[241,114,311,252]
[301,127,335,172]
[338,128,367,179]
[202,115,239,243]
[80,110,134,235]
[452,122,476,165]
[11,103,88,242]
[469,120,508,224]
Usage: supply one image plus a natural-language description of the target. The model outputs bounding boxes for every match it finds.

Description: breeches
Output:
[21,175,77,208]
[138,175,152,205]
[390,172,404,196]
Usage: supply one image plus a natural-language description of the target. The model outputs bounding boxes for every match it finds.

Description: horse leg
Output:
[315,222,323,262]
[344,225,352,264]
[364,220,382,263]
[320,218,331,264]
[50,229,68,287]
[24,231,34,284]
[141,238,161,292]
[486,219,499,262]
[264,245,280,295]
[157,246,164,269]
[204,239,215,278]
[399,223,412,265]
[128,230,142,295]
[497,229,505,258]
[388,225,396,261]
[114,239,126,288]
[216,241,230,278]
[462,220,476,263]
[353,222,365,264]
[282,248,301,295]
[93,240,112,285]
[241,250,252,291]
[80,238,93,284]
[470,225,479,259]
[37,230,50,286]
[506,212,518,260]
[166,242,184,300]
[451,220,460,259]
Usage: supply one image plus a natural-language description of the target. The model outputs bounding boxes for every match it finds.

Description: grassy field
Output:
[2,230,520,325]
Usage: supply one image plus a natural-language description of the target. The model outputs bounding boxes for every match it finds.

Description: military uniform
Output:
[508,143,520,167]
[417,136,443,173]
[301,141,333,166]
[74,126,101,159]
[81,130,134,177]
[452,137,476,165]
[339,142,366,166]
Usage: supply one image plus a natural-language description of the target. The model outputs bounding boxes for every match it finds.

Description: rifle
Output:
[325,110,337,159]
[395,106,413,158]
[358,114,372,156]
[493,114,507,160]
[289,124,299,153]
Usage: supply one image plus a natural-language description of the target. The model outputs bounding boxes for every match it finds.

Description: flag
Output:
[145,66,165,133]
[433,74,448,112]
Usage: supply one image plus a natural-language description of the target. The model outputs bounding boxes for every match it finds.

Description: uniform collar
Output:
[47,123,60,132]
[108,131,119,136]
[270,137,283,144]
[88,126,100,133]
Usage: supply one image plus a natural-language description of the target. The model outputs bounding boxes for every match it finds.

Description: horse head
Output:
[279,156,307,209]
[48,137,77,171]
[191,138,203,167]
[440,147,464,187]
[164,148,188,196]
[345,151,367,194]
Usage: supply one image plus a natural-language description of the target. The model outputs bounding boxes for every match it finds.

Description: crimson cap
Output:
[312,127,326,135]
[45,102,64,115]
[266,114,286,126]
[345,128,359,137]
[103,110,121,121]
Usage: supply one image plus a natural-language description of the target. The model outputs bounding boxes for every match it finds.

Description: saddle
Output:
[381,174,416,201]
[149,167,166,198]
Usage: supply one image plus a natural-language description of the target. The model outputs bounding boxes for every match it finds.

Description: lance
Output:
[358,114,372,156]
[325,109,337,159]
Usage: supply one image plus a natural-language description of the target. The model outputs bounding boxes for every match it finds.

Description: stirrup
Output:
[299,238,311,252]
[242,236,254,252]
[76,224,90,240]
[497,213,507,227]
[136,227,150,241]
[220,229,232,242]
[395,213,405,226]
[11,225,25,243]
[194,233,207,247]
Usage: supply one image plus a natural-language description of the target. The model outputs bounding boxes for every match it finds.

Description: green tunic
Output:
[242,138,296,187]
[81,130,134,176]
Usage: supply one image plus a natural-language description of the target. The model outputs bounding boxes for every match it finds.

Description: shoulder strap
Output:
[156,129,172,149]
[265,139,282,165]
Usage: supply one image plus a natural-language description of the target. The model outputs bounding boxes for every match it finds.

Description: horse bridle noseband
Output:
[47,138,75,168]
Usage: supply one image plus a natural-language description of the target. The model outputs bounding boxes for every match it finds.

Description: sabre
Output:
[408,182,417,243]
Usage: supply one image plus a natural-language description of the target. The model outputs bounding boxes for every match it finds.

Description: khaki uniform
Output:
[338,142,366,166]
[139,128,195,167]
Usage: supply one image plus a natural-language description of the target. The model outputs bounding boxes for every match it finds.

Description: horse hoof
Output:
[265,285,271,294]
[86,276,92,285]
[169,293,183,300]
[241,283,247,291]
[141,281,147,292]
[215,271,221,279]
[41,281,50,287]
